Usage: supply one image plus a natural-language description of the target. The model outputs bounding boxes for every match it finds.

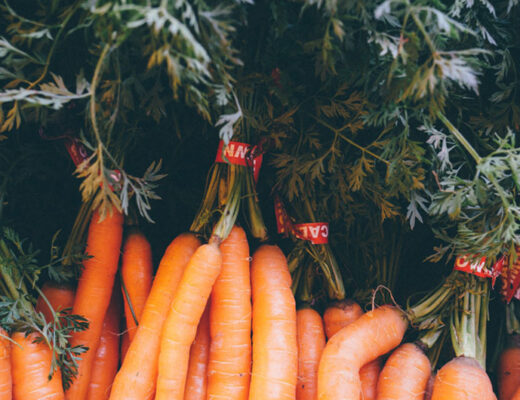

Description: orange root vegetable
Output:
[323,300,363,340]
[0,328,11,400]
[318,305,408,400]
[184,304,211,400]
[431,356,496,400]
[498,336,520,400]
[207,226,251,400]
[155,241,222,400]
[121,229,153,342]
[296,308,326,400]
[120,330,130,364]
[11,331,64,400]
[66,208,124,400]
[423,373,434,400]
[109,233,201,400]
[35,282,75,323]
[249,244,298,400]
[360,358,382,400]
[376,343,431,400]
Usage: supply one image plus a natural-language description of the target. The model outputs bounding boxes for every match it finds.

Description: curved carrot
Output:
[376,343,431,400]
[155,240,222,400]
[318,305,407,400]
[184,304,211,400]
[35,282,75,323]
[431,356,496,400]
[0,328,11,400]
[109,233,201,400]
[11,331,64,400]
[207,226,251,400]
[66,208,124,400]
[498,336,520,400]
[121,229,153,342]
[249,244,298,400]
[86,288,121,400]
[297,308,326,400]
[323,300,363,340]
[360,358,382,400]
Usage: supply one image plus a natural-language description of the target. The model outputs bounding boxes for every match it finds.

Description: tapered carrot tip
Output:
[431,356,496,400]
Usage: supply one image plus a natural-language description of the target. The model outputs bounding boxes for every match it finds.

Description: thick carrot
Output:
[498,336,520,400]
[109,233,201,400]
[86,288,121,400]
[249,244,298,400]
[66,208,124,400]
[121,229,153,342]
[296,308,326,400]
[318,305,407,400]
[155,240,222,400]
[184,304,210,400]
[207,226,251,400]
[431,356,496,400]
[0,328,11,400]
[35,282,75,323]
[376,343,431,400]
[11,331,64,400]
[360,358,382,400]
[323,300,363,340]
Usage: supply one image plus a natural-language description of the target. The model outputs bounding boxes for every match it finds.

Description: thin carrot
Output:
[109,233,201,400]
[11,331,64,400]
[249,244,298,400]
[120,329,130,364]
[431,356,496,400]
[360,358,382,400]
[207,226,251,400]
[0,328,11,400]
[318,305,407,400]
[86,287,121,400]
[498,336,520,400]
[296,308,326,400]
[121,229,153,342]
[184,304,210,400]
[323,300,363,340]
[155,240,222,400]
[35,282,75,323]
[66,208,124,400]
[376,343,431,400]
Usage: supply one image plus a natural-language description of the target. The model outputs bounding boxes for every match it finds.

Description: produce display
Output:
[2,1,520,400]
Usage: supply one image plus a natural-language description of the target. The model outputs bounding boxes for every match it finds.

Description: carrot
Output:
[423,372,434,400]
[86,287,121,400]
[11,331,64,400]
[120,329,130,364]
[207,226,251,400]
[155,240,222,400]
[121,229,153,342]
[35,282,75,323]
[376,343,431,400]
[360,358,382,400]
[109,233,201,400]
[318,305,407,400]
[323,300,363,340]
[431,356,496,400]
[296,308,325,400]
[512,385,520,400]
[0,328,11,400]
[184,304,210,400]
[249,244,298,400]
[498,336,520,400]
[66,208,124,400]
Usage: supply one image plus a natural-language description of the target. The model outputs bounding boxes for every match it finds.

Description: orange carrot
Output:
[121,229,153,342]
[0,328,11,400]
[184,304,211,400]
[376,343,431,400]
[431,356,496,400]
[296,308,325,400]
[498,336,520,400]
[120,329,130,364]
[11,331,64,400]
[207,226,251,400]
[66,208,124,400]
[249,244,298,400]
[318,305,407,400]
[155,240,222,400]
[512,385,520,400]
[109,233,201,400]
[360,358,382,400]
[86,287,121,400]
[323,300,363,340]
[35,282,75,323]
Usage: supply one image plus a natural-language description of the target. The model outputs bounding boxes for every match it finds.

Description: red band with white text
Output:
[215,140,263,182]
[454,255,492,278]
